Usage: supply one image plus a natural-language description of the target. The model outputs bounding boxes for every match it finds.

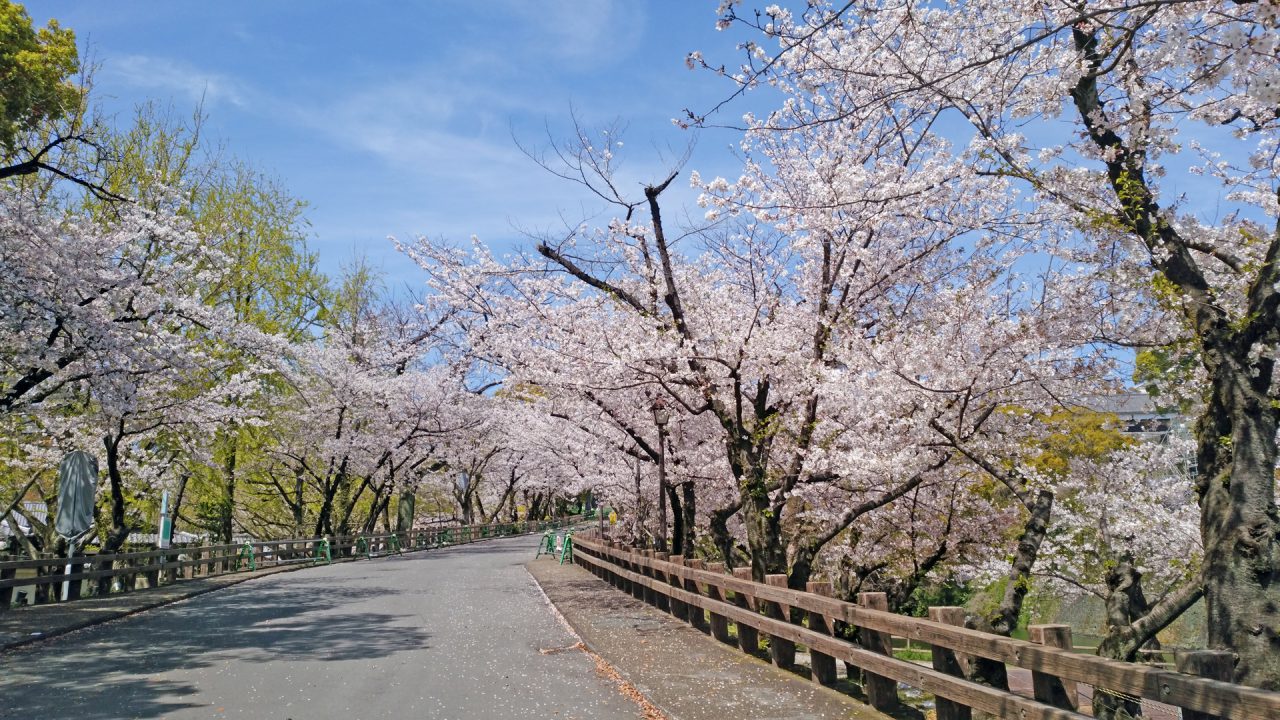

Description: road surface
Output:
[0,535,640,720]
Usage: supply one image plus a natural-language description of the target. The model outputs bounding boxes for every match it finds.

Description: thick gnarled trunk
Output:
[1070,22,1280,689]
[1197,363,1280,689]
[1093,559,1204,719]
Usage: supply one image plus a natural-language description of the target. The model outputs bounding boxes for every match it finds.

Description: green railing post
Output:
[314,538,332,564]
[236,542,256,571]
[559,532,574,565]
[535,530,555,558]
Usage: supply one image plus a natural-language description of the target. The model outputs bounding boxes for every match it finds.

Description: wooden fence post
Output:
[615,543,631,592]
[764,574,796,670]
[0,561,14,609]
[927,606,972,720]
[856,592,900,713]
[641,550,659,607]
[685,559,709,633]
[651,551,670,612]
[1028,624,1079,711]
[704,562,733,645]
[610,544,624,587]
[609,538,629,589]
[666,555,688,620]
[121,557,135,592]
[806,581,837,686]
[145,554,160,589]
[731,567,760,655]
[595,544,607,578]
[66,557,83,600]
[629,547,645,601]
[1175,650,1234,720]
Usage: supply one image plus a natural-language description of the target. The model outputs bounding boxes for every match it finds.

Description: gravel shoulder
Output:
[527,557,892,720]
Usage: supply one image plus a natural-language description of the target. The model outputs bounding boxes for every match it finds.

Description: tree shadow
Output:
[0,574,430,719]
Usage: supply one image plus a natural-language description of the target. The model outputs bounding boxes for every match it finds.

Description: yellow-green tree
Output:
[79,103,329,543]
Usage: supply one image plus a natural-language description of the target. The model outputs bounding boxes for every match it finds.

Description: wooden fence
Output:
[1,517,575,609]
[572,533,1280,720]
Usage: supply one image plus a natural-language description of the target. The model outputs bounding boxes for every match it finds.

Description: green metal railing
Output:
[534,529,574,564]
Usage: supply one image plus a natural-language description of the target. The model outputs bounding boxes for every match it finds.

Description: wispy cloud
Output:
[106,55,247,109]
[501,0,647,64]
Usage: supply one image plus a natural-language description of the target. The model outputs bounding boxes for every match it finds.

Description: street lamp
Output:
[652,402,670,553]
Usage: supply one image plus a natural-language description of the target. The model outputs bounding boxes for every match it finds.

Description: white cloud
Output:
[106,55,247,109]
[501,0,647,64]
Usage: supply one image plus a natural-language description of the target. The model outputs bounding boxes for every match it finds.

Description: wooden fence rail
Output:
[572,533,1280,720]
[1,517,578,609]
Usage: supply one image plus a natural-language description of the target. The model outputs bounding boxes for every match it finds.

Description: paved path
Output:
[0,535,641,720]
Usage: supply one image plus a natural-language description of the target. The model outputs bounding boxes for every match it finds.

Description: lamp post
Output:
[652,402,670,553]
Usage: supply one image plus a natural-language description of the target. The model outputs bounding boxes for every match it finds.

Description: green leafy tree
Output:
[78,103,329,543]
[0,3,119,202]
[0,1,78,155]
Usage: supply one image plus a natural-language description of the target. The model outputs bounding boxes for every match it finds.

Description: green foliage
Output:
[892,646,934,662]
[1023,409,1134,478]
[966,576,1006,623]
[196,163,327,338]
[966,576,1060,632]
[0,1,79,154]
[899,579,974,618]
[1133,347,1197,411]
[88,103,328,337]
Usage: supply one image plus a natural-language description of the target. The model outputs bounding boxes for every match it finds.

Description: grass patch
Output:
[893,648,933,662]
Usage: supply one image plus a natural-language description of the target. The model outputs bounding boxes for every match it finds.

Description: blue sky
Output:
[33,1,753,286]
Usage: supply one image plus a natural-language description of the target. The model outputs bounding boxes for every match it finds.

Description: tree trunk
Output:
[709,505,736,567]
[1094,558,1151,720]
[96,430,131,594]
[313,478,337,537]
[292,471,305,536]
[1196,365,1280,689]
[218,434,237,544]
[1069,23,1280,689]
[968,489,1055,692]
[396,489,415,533]
[729,438,786,580]
[1093,566,1203,718]
[680,481,696,559]
[171,474,189,537]
[667,483,683,556]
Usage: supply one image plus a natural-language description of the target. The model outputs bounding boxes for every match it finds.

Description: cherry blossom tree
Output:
[401,121,1021,593]
[706,0,1279,688]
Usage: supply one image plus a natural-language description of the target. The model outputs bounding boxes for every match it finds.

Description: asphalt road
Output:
[0,535,641,720]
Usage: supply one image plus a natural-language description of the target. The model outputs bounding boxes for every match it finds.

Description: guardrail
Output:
[573,533,1280,720]
[1,517,579,610]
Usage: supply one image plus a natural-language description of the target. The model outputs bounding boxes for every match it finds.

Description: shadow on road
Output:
[0,574,430,719]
